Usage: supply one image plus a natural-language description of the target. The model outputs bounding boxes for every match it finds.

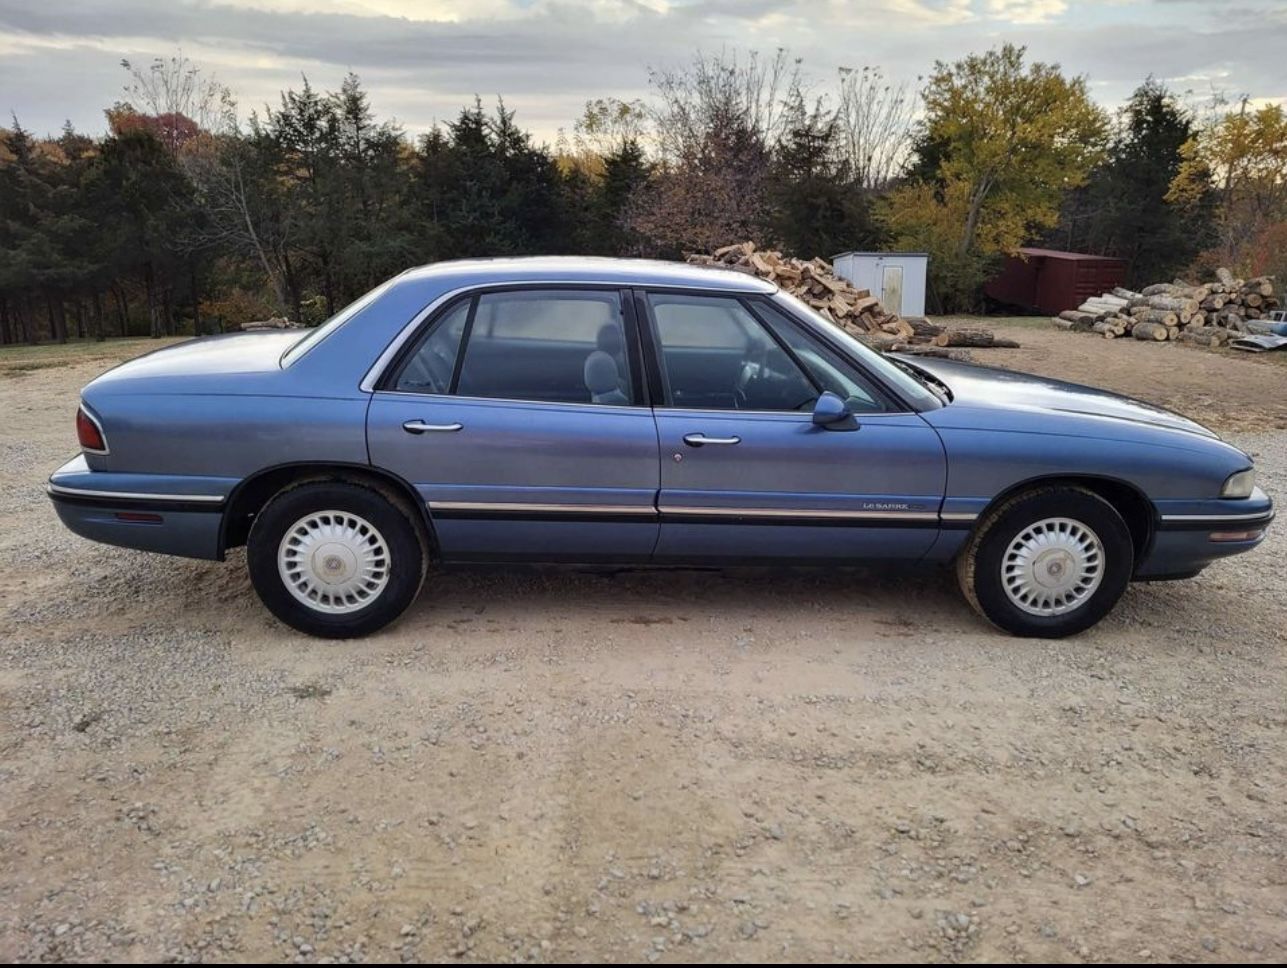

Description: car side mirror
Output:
[812,391,859,431]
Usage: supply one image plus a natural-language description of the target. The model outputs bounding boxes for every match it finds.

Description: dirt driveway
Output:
[1,335,1284,963]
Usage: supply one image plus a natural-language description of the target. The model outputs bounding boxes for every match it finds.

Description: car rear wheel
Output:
[247,481,428,638]
[957,486,1134,638]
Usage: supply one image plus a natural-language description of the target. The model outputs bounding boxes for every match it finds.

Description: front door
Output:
[367,287,659,561]
[640,291,945,562]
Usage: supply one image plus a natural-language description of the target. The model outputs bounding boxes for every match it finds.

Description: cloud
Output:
[0,0,1284,141]
[986,0,1067,24]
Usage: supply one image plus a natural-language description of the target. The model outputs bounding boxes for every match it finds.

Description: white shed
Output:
[832,251,928,317]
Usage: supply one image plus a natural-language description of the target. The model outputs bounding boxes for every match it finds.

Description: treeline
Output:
[2,47,1284,343]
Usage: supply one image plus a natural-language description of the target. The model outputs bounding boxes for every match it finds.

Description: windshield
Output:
[772,291,944,410]
[280,280,394,367]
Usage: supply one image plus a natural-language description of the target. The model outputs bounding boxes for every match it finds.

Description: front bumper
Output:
[47,456,233,561]
[1135,487,1274,579]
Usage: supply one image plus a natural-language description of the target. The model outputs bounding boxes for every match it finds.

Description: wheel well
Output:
[220,463,435,557]
[980,475,1156,561]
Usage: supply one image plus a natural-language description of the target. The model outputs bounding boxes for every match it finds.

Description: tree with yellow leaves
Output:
[885,44,1108,310]
[1168,101,1287,278]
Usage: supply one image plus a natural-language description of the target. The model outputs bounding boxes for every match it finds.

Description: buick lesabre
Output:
[48,258,1274,638]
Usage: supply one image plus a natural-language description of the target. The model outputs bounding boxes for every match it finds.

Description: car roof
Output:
[395,256,778,294]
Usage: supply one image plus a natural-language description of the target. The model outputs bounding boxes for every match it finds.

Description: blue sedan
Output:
[48,258,1273,638]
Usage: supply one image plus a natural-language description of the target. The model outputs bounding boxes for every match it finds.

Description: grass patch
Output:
[0,337,186,375]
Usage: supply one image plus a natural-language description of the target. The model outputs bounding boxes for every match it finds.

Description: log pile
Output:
[241,316,302,331]
[688,242,1014,360]
[1052,270,1277,352]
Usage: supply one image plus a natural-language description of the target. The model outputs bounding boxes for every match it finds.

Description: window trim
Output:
[374,282,646,410]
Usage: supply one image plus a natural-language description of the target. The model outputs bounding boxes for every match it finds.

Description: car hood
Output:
[87,331,301,391]
[894,355,1218,439]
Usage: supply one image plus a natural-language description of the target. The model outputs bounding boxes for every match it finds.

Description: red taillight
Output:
[76,407,107,453]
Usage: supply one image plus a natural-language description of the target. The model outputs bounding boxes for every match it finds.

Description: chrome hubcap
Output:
[1002,517,1103,617]
[278,511,390,614]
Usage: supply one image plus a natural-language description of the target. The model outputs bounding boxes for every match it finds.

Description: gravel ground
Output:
[0,349,1285,964]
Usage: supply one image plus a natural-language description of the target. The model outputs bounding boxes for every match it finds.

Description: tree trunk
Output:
[92,292,105,341]
[0,296,11,345]
[190,260,203,337]
[73,300,86,339]
[112,284,129,336]
[144,263,161,338]
[162,286,176,336]
[45,291,68,343]
[22,292,37,344]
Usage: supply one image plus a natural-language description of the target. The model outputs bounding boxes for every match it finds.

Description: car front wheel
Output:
[247,481,428,638]
[957,485,1134,638]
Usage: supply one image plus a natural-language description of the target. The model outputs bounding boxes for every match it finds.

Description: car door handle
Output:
[402,420,463,434]
[683,433,741,447]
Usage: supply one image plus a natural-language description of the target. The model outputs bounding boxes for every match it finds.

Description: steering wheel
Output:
[733,339,770,409]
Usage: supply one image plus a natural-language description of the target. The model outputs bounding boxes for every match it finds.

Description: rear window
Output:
[281,280,394,367]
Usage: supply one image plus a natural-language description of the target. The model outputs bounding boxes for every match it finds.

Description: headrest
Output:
[584,350,621,395]
[597,323,624,355]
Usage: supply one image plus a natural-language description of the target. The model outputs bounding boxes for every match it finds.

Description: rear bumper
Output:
[1135,489,1274,579]
[47,456,232,561]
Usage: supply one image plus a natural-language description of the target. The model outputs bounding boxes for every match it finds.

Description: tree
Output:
[86,126,198,336]
[887,44,1108,310]
[1047,79,1213,285]
[834,65,918,192]
[769,95,882,259]
[627,101,771,255]
[1169,100,1287,278]
[410,99,571,260]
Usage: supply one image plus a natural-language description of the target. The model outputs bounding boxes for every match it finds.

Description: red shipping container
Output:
[985,248,1126,314]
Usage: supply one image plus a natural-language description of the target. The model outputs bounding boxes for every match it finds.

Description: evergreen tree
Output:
[1048,78,1214,284]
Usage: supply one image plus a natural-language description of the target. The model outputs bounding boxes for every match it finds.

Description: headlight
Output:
[1221,468,1256,498]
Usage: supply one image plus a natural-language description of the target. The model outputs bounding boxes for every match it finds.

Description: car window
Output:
[753,303,888,413]
[455,290,634,406]
[772,291,941,411]
[392,299,470,394]
[648,293,818,411]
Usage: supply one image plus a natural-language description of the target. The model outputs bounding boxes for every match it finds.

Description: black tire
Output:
[956,486,1134,638]
[246,481,428,638]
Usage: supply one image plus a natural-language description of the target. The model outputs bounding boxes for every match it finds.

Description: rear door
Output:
[639,291,946,562]
[367,287,660,561]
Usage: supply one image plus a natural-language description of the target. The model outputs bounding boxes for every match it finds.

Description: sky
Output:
[2,0,1285,144]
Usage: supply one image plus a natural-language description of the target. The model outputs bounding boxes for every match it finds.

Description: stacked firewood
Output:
[241,316,302,331]
[688,242,1016,359]
[1052,268,1277,350]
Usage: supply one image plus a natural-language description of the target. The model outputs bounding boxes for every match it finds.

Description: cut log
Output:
[907,318,945,339]
[1135,309,1179,327]
[1178,327,1229,347]
[934,328,1021,348]
[1132,321,1171,341]
[1216,267,1237,289]
[1147,294,1199,314]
